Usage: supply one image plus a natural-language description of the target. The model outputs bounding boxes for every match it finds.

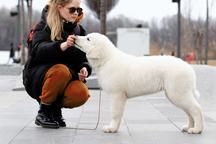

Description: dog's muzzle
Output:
[74,42,82,49]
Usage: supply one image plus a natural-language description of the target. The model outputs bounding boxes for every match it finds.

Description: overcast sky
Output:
[0,0,215,22]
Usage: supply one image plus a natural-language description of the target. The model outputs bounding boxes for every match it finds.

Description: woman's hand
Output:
[60,35,76,51]
[79,67,88,82]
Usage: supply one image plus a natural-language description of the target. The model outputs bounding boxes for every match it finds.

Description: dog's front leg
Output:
[103,92,127,133]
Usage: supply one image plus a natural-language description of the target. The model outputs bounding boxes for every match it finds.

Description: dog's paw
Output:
[181,125,189,133]
[102,125,118,133]
[187,128,202,134]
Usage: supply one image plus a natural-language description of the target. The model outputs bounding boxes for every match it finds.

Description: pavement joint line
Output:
[123,119,136,144]
[72,106,85,143]
[64,89,102,130]
[60,106,85,143]
[8,118,34,144]
[149,102,182,132]
[165,116,182,132]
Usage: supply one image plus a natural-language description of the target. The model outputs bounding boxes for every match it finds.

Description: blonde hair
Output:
[47,0,83,41]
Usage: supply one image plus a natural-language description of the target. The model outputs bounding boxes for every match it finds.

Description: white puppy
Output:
[75,33,203,134]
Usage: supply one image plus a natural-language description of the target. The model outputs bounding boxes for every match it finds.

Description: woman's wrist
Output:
[60,42,68,51]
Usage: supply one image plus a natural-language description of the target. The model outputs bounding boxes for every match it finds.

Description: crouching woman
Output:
[23,0,92,128]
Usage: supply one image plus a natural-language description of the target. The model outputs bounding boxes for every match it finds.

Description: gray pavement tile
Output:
[0,65,216,144]
[0,65,22,76]
[9,127,77,144]
[0,76,18,92]
[0,117,34,144]
[205,112,216,122]
[3,89,215,144]
[73,130,134,144]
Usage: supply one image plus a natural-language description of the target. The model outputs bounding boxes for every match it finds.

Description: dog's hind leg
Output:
[165,90,203,134]
[181,111,194,132]
[185,99,203,134]
[103,92,127,133]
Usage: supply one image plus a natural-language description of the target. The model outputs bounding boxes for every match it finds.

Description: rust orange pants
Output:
[39,64,89,108]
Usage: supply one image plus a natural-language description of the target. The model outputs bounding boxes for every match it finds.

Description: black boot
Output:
[35,104,59,129]
[53,107,66,127]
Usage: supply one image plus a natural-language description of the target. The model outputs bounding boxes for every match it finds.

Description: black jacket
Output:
[23,6,92,101]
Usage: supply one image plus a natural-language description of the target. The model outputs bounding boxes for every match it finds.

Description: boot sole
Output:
[35,119,59,129]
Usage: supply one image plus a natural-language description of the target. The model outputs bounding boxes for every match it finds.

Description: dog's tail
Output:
[194,89,201,100]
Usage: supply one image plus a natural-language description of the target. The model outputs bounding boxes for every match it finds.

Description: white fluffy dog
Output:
[75,33,203,134]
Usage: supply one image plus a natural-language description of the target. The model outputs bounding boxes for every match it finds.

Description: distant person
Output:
[16,43,21,60]
[17,43,21,52]
[11,43,21,64]
[171,51,175,56]
[136,24,143,28]
[23,0,92,129]
[7,42,15,64]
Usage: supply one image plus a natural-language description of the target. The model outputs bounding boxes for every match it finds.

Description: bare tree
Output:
[85,0,119,34]
[85,0,119,18]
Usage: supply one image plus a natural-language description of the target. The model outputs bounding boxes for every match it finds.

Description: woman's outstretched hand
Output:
[60,35,76,51]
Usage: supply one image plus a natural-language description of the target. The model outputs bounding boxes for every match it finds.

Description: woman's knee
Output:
[45,64,72,82]
[62,80,89,108]
[40,64,72,104]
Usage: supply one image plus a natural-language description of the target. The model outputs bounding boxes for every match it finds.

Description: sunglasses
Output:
[67,7,83,15]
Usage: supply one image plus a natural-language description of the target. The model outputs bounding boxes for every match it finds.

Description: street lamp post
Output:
[172,0,181,58]
[205,0,209,65]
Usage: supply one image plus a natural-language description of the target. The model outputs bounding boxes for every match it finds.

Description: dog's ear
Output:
[87,47,101,59]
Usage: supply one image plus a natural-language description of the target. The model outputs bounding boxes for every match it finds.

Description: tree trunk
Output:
[20,0,26,65]
[100,0,107,35]
[27,0,33,31]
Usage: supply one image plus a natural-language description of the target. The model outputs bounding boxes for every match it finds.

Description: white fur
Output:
[75,33,204,134]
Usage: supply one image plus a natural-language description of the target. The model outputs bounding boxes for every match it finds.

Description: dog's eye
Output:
[87,37,90,41]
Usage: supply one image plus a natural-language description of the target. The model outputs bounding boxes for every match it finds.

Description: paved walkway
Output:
[0,65,216,144]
